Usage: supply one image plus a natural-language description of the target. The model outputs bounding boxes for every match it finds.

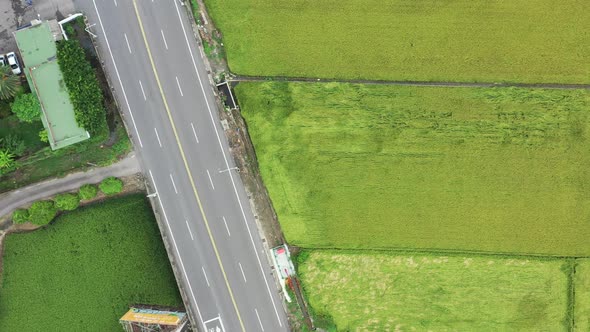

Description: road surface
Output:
[73,0,289,331]
[0,153,139,220]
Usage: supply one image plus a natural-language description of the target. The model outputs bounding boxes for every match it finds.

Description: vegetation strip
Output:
[0,195,182,331]
[231,76,590,90]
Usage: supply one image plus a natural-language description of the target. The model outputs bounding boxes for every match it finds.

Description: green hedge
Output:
[11,209,30,224]
[54,193,80,211]
[28,201,57,225]
[56,39,106,136]
[99,177,123,195]
[79,184,98,200]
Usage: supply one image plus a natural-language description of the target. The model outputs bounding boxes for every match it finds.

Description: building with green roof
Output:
[15,20,89,150]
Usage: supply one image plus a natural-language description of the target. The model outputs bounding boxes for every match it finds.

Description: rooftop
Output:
[15,21,89,150]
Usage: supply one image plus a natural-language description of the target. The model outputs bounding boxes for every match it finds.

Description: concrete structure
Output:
[76,0,290,330]
[15,20,89,150]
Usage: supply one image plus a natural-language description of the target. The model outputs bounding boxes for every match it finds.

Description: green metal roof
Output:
[15,21,89,150]
[14,22,56,67]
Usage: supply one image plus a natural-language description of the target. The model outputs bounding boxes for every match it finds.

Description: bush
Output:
[64,24,75,38]
[39,130,48,143]
[0,149,15,170]
[28,201,57,225]
[11,93,41,123]
[0,134,26,157]
[12,209,30,224]
[54,193,80,211]
[99,177,123,195]
[79,184,98,200]
[56,39,106,135]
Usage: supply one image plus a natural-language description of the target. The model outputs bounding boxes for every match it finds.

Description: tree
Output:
[11,93,41,123]
[28,200,57,225]
[0,66,19,100]
[12,209,30,224]
[99,177,123,195]
[0,149,15,170]
[39,130,49,143]
[79,184,98,200]
[54,193,80,211]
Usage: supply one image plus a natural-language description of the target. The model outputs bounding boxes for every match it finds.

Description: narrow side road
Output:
[0,153,140,219]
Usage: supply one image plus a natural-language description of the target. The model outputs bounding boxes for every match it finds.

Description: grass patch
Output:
[574,259,590,331]
[0,115,44,153]
[238,82,590,255]
[298,250,570,331]
[0,194,182,331]
[205,0,590,83]
[0,116,130,193]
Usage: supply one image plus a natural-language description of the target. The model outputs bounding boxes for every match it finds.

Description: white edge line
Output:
[113,0,118,7]
[238,262,247,283]
[222,216,231,237]
[206,169,215,190]
[139,80,146,100]
[202,266,210,287]
[148,169,205,327]
[255,308,265,331]
[161,29,169,50]
[93,0,143,148]
[176,76,184,96]
[173,1,283,325]
[124,33,132,53]
[190,122,200,143]
[154,127,162,147]
[185,219,194,240]
[169,173,178,194]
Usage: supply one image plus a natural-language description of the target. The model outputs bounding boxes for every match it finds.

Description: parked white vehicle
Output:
[0,55,6,67]
[6,52,21,75]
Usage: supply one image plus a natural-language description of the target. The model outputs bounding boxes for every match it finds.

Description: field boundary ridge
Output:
[231,76,590,90]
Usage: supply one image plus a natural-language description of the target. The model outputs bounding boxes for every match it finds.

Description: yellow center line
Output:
[130,1,246,331]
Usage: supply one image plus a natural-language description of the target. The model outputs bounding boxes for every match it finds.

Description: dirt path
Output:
[0,152,140,222]
[231,76,590,90]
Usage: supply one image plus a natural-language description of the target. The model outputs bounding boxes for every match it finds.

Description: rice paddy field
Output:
[205,0,590,83]
[237,82,590,256]
[0,195,182,331]
[575,259,590,331]
[297,250,576,331]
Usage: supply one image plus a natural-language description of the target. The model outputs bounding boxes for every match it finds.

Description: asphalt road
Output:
[73,0,289,331]
[0,153,139,220]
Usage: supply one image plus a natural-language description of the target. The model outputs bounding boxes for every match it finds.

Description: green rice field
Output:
[0,195,182,331]
[297,250,572,331]
[238,82,590,255]
[206,0,590,83]
[575,259,590,331]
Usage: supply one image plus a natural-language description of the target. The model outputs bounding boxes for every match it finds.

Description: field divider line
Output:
[132,1,246,331]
